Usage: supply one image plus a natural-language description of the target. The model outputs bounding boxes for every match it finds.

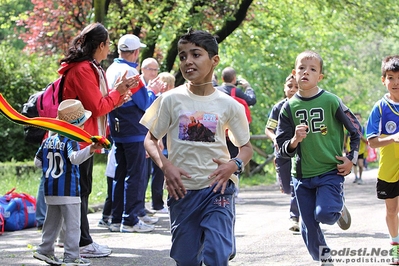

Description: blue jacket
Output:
[109,85,156,143]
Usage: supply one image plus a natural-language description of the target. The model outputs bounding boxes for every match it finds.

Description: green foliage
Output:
[0,43,59,162]
[0,0,32,49]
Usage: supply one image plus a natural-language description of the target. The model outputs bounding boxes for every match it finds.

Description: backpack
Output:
[21,75,66,144]
[231,87,252,123]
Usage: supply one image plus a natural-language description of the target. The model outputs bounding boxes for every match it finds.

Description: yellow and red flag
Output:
[0,93,110,149]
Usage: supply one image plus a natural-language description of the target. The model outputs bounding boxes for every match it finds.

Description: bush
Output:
[0,44,59,162]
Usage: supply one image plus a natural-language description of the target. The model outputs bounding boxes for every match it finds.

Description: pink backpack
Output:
[37,75,66,118]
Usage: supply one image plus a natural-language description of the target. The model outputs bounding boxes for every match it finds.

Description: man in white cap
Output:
[106,34,162,233]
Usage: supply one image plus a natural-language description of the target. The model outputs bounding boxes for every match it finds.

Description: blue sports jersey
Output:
[367,94,399,182]
[36,135,81,197]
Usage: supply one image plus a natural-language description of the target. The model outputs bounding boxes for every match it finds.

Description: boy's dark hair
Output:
[295,50,324,74]
[381,55,399,77]
[178,29,218,58]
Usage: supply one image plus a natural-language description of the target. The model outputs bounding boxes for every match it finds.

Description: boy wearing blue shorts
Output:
[140,29,253,266]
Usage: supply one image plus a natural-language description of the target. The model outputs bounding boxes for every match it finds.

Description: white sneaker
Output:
[109,223,121,232]
[79,242,111,258]
[288,218,300,232]
[120,220,154,233]
[145,208,157,216]
[156,207,169,214]
[139,215,159,224]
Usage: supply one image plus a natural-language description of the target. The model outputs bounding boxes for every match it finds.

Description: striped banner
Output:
[0,93,110,149]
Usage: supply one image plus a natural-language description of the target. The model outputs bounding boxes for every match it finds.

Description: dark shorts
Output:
[358,153,364,159]
[376,179,399,199]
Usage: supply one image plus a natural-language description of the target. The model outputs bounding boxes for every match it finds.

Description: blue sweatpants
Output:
[169,181,236,266]
[112,141,147,226]
[292,170,345,261]
[275,157,300,220]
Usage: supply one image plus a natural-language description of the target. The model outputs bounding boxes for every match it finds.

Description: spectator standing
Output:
[106,34,160,233]
[141,29,253,266]
[140,58,160,87]
[59,22,137,257]
[216,67,256,199]
[33,99,103,266]
[366,55,399,264]
[140,57,163,215]
[149,72,175,213]
[97,143,115,228]
[265,74,300,232]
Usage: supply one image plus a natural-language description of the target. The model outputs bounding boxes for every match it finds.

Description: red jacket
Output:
[59,60,121,144]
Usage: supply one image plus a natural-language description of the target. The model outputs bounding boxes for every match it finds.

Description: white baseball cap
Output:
[118,34,147,51]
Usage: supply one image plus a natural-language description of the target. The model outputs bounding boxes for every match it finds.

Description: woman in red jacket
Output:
[58,22,137,258]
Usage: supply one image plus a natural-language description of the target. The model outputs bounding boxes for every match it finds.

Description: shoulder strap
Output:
[231,87,236,97]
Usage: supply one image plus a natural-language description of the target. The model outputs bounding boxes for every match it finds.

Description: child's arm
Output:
[275,102,308,157]
[336,107,361,175]
[34,156,42,169]
[368,133,399,148]
[69,142,103,165]
[144,132,192,200]
[208,141,253,194]
[34,145,44,169]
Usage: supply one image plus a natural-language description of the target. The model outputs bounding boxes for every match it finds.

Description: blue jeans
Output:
[292,170,344,261]
[36,177,46,227]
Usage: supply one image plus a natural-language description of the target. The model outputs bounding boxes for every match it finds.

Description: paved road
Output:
[0,167,394,265]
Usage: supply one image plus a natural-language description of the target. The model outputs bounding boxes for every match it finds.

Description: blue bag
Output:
[0,188,37,231]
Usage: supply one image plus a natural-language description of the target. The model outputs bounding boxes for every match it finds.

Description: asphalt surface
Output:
[0,167,395,266]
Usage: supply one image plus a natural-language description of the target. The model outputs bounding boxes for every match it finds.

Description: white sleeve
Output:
[69,145,93,165]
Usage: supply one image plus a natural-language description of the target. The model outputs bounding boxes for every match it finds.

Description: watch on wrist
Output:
[230,158,243,175]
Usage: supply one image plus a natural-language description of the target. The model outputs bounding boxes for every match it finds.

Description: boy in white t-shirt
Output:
[140,29,253,266]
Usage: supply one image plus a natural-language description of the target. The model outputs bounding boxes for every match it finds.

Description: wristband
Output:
[229,158,243,175]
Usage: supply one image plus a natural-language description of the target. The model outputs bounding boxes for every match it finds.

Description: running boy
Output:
[366,55,399,264]
[33,99,103,266]
[140,29,253,266]
[265,74,300,232]
[276,50,361,262]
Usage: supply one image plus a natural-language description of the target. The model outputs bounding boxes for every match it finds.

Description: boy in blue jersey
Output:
[140,29,253,266]
[276,50,361,263]
[265,74,300,233]
[33,99,103,266]
[366,55,399,264]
